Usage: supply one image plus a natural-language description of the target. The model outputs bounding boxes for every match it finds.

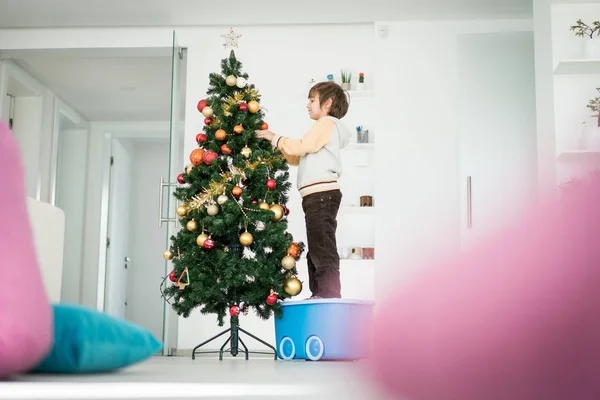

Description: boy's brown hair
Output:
[308,81,350,119]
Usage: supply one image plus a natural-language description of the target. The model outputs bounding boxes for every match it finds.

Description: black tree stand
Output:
[191,316,278,360]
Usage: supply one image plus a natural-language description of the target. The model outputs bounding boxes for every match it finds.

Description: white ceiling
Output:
[0,0,533,28]
[4,49,177,121]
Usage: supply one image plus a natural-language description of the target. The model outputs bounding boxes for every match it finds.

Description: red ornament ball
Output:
[177,173,185,184]
[204,117,213,125]
[197,99,207,113]
[266,179,276,190]
[169,270,177,282]
[266,294,277,305]
[196,133,207,144]
[230,305,240,317]
[220,144,232,155]
[238,102,248,111]
[203,238,215,249]
[283,205,290,216]
[260,122,269,130]
[251,200,258,204]
[203,150,218,165]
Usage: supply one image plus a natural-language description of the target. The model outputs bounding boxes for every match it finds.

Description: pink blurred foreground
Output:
[371,173,600,400]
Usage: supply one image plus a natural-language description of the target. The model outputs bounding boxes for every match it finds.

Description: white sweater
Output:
[271,116,351,197]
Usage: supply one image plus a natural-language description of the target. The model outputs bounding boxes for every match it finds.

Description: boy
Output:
[256,81,351,299]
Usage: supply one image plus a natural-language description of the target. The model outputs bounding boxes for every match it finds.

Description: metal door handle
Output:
[159,177,178,227]
[467,176,472,229]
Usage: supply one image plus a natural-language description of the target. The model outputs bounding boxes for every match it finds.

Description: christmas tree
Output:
[161,44,304,358]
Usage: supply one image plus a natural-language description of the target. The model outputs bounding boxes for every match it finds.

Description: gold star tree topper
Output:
[222,27,242,49]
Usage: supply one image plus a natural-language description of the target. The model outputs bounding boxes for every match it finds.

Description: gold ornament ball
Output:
[270,204,284,222]
[196,233,208,247]
[176,206,188,217]
[281,255,296,270]
[283,277,303,296]
[186,220,198,232]
[240,146,252,159]
[258,202,270,210]
[207,204,219,216]
[240,231,254,246]
[201,106,214,118]
[247,100,260,113]
[226,75,237,86]
[163,249,174,260]
[217,194,228,205]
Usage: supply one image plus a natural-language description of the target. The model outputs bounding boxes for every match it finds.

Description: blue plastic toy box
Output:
[274,299,375,361]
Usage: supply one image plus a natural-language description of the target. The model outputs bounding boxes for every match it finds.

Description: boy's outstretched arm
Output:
[256,118,334,157]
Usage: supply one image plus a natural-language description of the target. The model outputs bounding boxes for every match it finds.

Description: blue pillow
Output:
[33,304,162,373]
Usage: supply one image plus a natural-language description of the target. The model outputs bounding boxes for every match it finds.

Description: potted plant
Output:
[340,69,352,90]
[356,72,365,91]
[582,88,600,149]
[570,19,600,58]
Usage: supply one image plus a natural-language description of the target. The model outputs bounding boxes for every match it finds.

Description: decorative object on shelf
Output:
[570,19,600,59]
[327,74,334,82]
[348,246,362,260]
[338,247,350,259]
[362,247,375,260]
[356,125,369,144]
[341,69,352,90]
[360,195,373,207]
[357,72,365,91]
[581,88,600,150]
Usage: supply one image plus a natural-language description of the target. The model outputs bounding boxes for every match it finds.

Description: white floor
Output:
[2,356,400,400]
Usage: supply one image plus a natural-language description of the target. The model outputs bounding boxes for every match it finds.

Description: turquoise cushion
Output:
[33,304,162,373]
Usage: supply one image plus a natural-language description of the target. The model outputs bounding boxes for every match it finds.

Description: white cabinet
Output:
[372,24,539,300]
[457,32,539,250]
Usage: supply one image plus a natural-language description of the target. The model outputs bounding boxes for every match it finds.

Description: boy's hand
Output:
[255,129,275,142]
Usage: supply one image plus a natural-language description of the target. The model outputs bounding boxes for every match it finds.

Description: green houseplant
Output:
[340,69,352,90]
[570,19,600,58]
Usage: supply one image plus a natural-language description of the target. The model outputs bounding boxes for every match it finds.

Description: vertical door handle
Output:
[158,177,178,227]
[467,176,472,229]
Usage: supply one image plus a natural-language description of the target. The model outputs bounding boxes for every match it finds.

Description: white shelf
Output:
[340,205,374,213]
[554,59,600,75]
[340,259,375,266]
[347,90,374,97]
[557,150,600,162]
[345,143,375,150]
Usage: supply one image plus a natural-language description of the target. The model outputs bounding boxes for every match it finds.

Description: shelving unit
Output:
[344,143,375,150]
[554,59,600,75]
[557,150,600,162]
[347,90,374,98]
[336,84,376,301]
[550,3,600,187]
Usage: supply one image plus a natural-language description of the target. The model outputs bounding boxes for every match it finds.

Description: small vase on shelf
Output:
[356,72,365,91]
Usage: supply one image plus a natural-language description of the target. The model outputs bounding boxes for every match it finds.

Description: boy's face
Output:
[306,92,331,121]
